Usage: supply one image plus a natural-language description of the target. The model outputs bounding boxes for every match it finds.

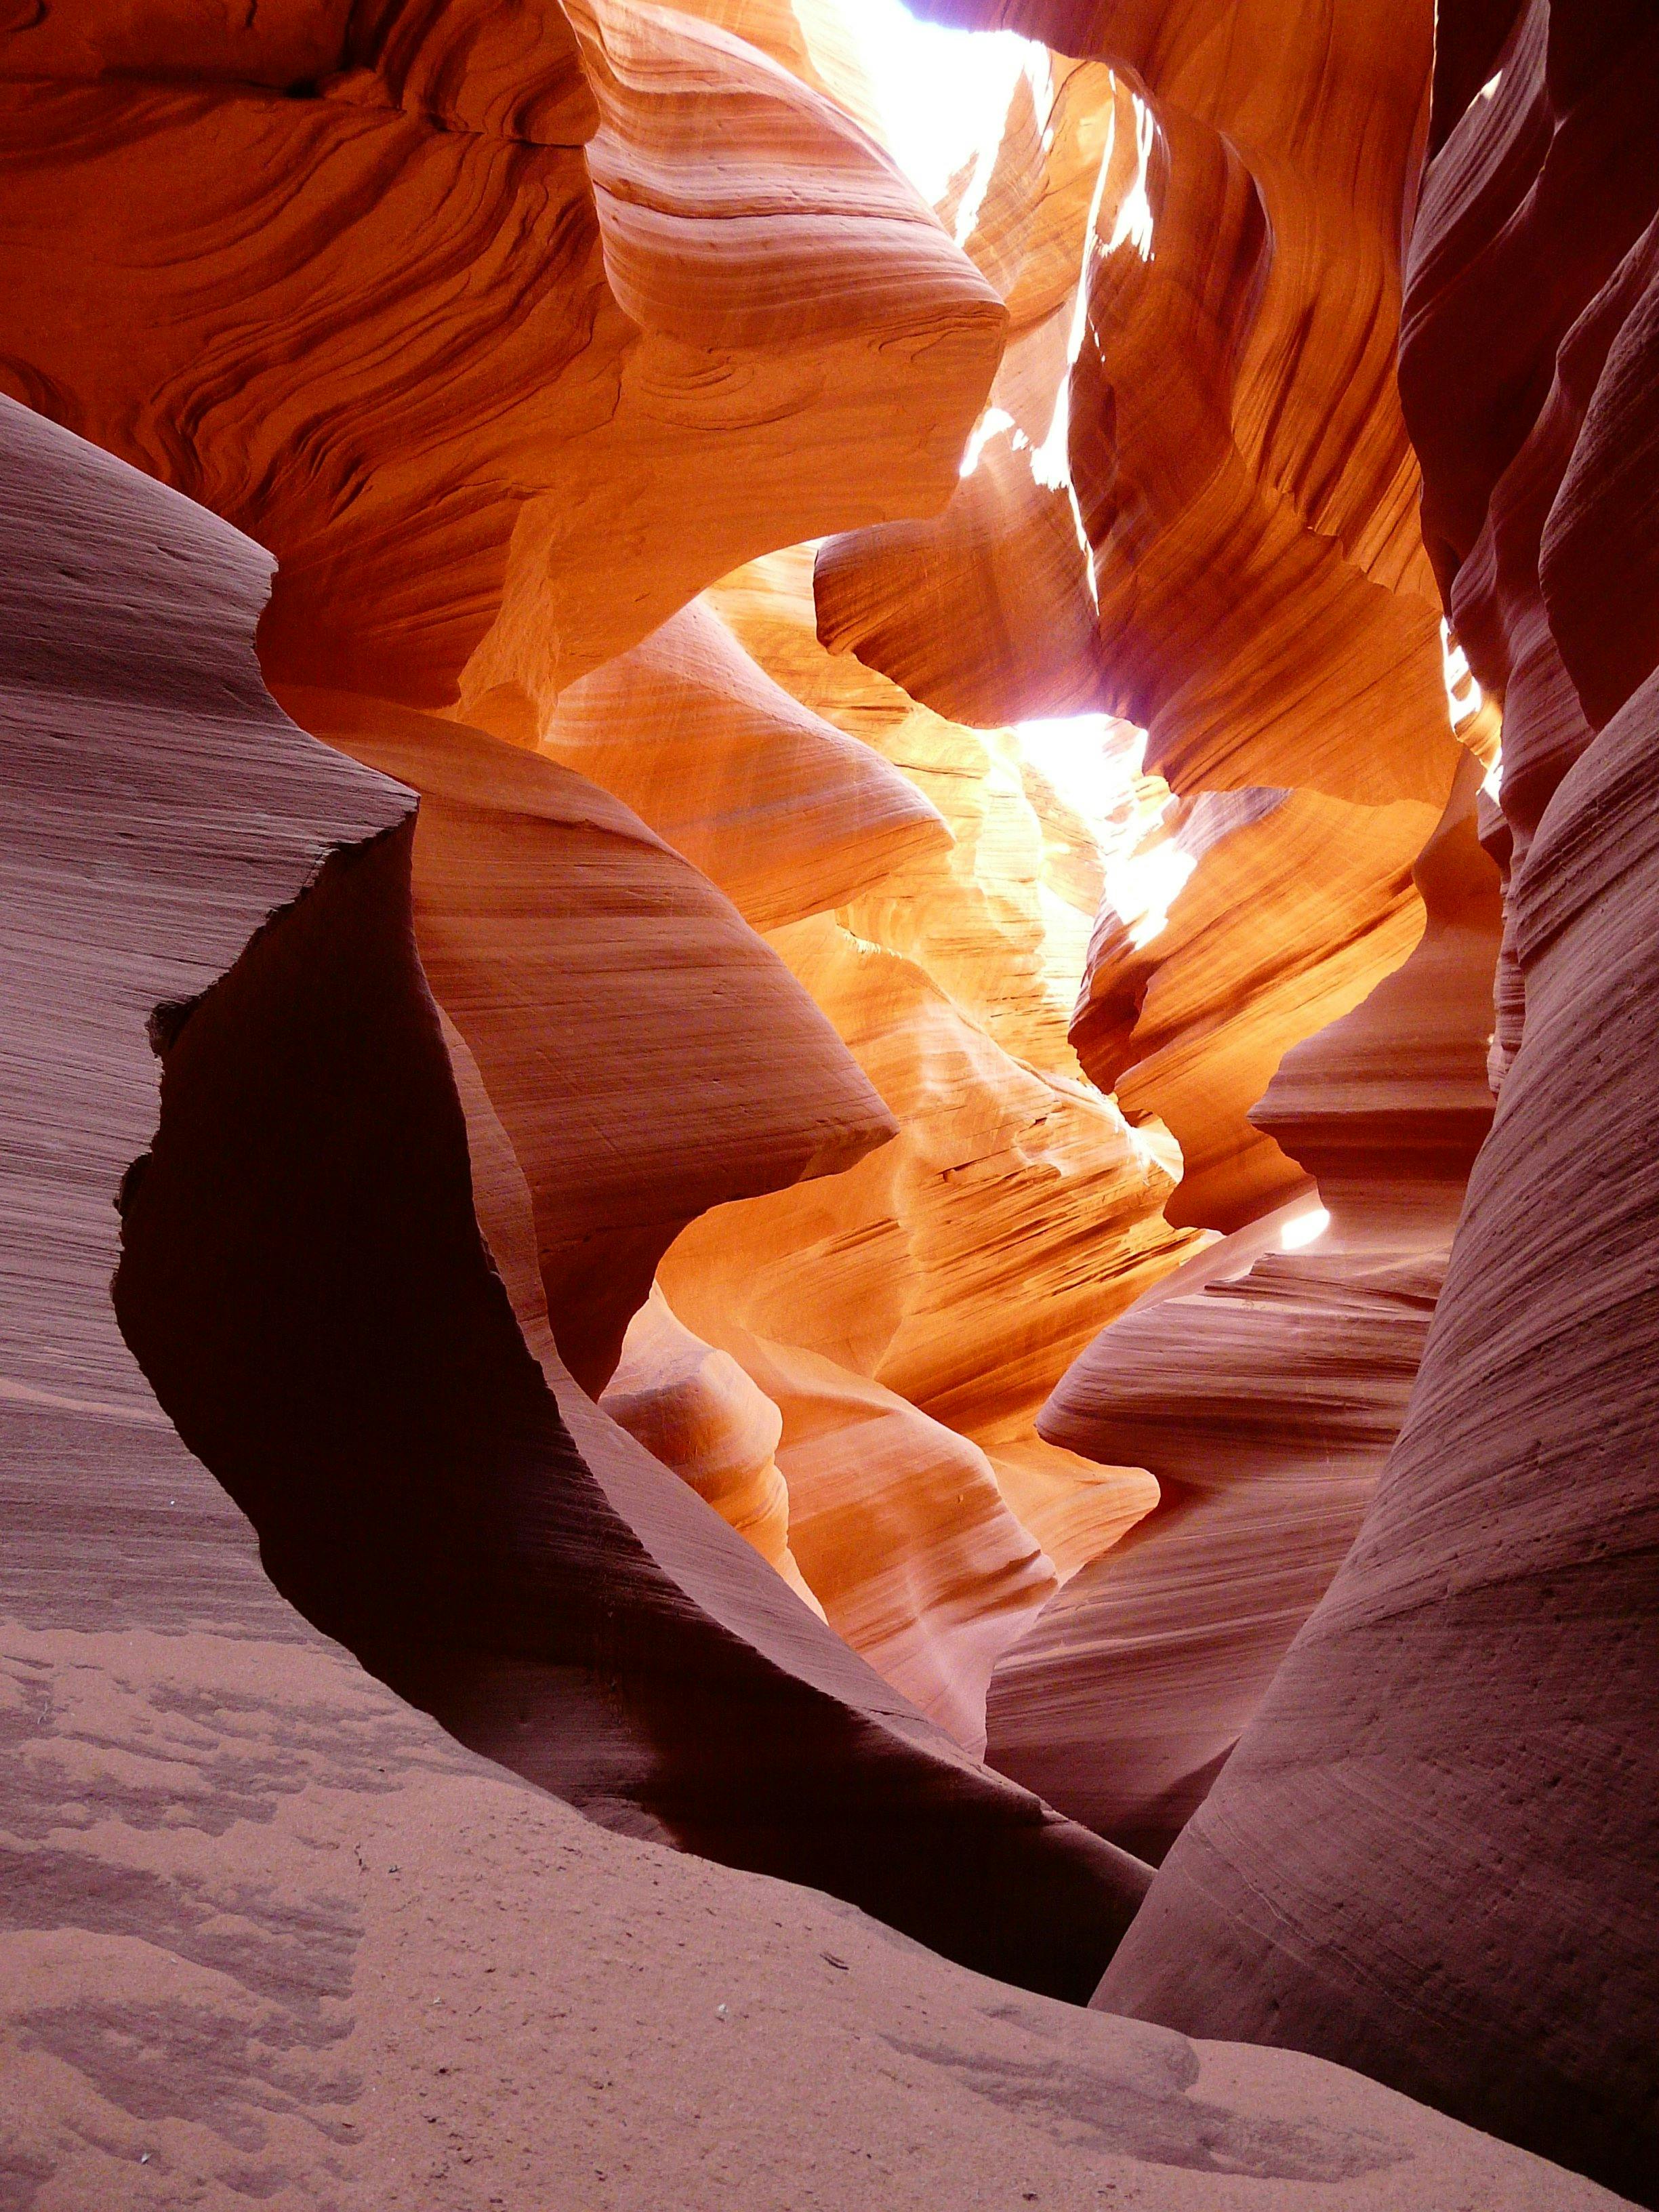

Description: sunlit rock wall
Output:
[1097,7,1659,2201]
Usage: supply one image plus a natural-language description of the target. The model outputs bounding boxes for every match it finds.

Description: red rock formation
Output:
[985,756,1502,1858]
[6,0,1655,2199]
[276,684,895,1395]
[5,398,1162,2023]
[803,0,1463,1250]
[819,0,1458,809]
[1072,787,1437,1229]
[599,1285,824,1611]
[0,0,1003,710]
[543,599,949,931]
[1097,11,1659,2200]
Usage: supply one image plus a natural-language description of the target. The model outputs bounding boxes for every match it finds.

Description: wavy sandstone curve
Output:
[5,400,1159,2026]
[1097,14,1659,2200]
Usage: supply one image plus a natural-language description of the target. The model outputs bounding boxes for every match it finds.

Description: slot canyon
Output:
[0,0,1654,2204]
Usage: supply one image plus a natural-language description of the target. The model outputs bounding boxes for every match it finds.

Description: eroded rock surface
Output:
[1,398,1155,2030]
[1097,12,1659,2200]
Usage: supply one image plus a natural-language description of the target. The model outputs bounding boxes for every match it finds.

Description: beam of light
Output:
[1440,617,1483,730]
[959,404,1019,477]
[1015,716,1195,951]
[835,0,1038,205]
[1105,90,1156,262]
[1279,1205,1330,1251]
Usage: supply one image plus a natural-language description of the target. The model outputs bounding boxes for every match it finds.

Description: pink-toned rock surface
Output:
[542,600,949,932]
[1095,11,1659,2202]
[1,397,1158,2030]
[4,300,1626,2212]
[275,684,895,1395]
[985,759,1502,1858]
[5,0,1656,2201]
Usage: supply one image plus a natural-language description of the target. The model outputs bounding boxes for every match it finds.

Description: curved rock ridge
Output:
[1399,0,1659,1081]
[0,0,1196,1920]
[675,544,1191,1625]
[800,0,1469,1259]
[1071,785,1439,1231]
[5,398,1164,2030]
[541,598,951,932]
[0,0,1004,712]
[658,901,1182,1743]
[817,0,1460,808]
[600,1284,825,1612]
[1096,11,1659,2200]
[274,683,895,1395]
[982,755,1502,1859]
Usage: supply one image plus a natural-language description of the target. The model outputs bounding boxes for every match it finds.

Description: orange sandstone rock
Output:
[819,0,1458,810]
[600,1286,824,1614]
[992,758,1501,1859]
[543,598,949,931]
[1072,787,1438,1231]
[279,685,895,1395]
[1098,14,1659,2198]
[0,0,1004,712]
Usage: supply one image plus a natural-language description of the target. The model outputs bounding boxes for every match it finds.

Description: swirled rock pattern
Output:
[5,0,1656,2202]
[821,0,1459,806]
[0,0,1003,710]
[1072,787,1438,1229]
[1097,10,1659,2203]
[804,0,1465,1254]
[3,397,1158,2031]
[274,684,895,1395]
[985,756,1502,1859]
[7,319,1626,2212]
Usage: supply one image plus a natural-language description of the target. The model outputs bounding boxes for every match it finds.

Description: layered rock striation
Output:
[985,756,1502,1859]
[3,398,1152,2022]
[1097,10,1659,2200]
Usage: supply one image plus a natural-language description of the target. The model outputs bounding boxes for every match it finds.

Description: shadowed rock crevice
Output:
[108,705,1150,2003]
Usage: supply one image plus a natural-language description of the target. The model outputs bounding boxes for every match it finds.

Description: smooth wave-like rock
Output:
[819,0,1458,808]
[1097,12,1659,2199]
[1071,785,1438,1230]
[683,545,1187,1597]
[276,684,895,1395]
[5,399,1162,2028]
[5,1,1655,2202]
[599,1284,823,1611]
[10,407,1622,2212]
[544,598,949,931]
[0,0,1003,712]
[985,758,1502,1858]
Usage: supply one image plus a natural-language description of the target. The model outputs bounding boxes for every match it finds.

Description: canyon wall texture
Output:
[988,752,1502,1860]
[1093,7,1659,2203]
[2,0,1656,2203]
[3,319,1626,2212]
[3,394,1163,2015]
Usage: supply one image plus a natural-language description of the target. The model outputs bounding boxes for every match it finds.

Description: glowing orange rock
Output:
[1072,787,1438,1230]
[0,0,1004,712]
[543,599,949,930]
[987,757,1502,1858]
[600,1286,824,1614]
[278,685,896,1395]
[819,0,1460,811]
[1098,14,1659,2196]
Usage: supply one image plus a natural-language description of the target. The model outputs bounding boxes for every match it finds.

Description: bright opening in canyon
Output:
[3,1,1655,2206]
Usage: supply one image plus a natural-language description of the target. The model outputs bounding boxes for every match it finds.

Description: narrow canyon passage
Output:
[0,1,1654,2207]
